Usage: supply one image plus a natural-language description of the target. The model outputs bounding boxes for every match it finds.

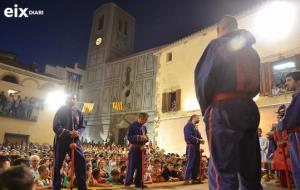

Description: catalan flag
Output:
[82,103,94,113]
[112,101,123,111]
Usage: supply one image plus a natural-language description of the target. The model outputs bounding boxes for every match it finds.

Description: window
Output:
[98,15,104,30]
[124,21,128,35]
[162,89,181,113]
[118,18,122,32]
[2,75,18,84]
[271,61,296,95]
[166,52,172,62]
[260,54,300,96]
[125,67,132,86]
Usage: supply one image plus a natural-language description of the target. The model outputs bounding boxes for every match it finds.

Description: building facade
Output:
[0,52,65,145]
[83,3,159,143]
[44,63,85,98]
[154,3,300,155]
[81,2,300,153]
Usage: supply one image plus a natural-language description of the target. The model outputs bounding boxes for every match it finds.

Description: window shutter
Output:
[166,92,171,112]
[296,54,300,70]
[260,62,272,96]
[162,93,167,113]
[175,89,181,111]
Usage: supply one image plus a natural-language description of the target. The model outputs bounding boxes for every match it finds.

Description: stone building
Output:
[82,3,160,144]
[83,1,300,154]
[0,52,65,144]
[154,2,300,155]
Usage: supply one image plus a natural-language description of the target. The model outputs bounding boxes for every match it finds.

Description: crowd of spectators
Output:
[271,84,287,96]
[0,142,208,189]
[0,91,42,121]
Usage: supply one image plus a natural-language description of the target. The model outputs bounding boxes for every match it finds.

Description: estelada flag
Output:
[82,103,94,113]
[112,101,123,111]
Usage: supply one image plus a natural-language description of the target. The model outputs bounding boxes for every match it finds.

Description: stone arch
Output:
[39,83,55,91]
[20,78,41,89]
[112,114,138,144]
[1,73,19,84]
[116,114,137,129]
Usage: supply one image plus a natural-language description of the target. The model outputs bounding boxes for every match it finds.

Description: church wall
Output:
[82,51,158,143]
[83,3,140,143]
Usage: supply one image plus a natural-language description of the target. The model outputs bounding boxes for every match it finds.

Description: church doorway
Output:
[118,128,128,145]
[4,133,30,146]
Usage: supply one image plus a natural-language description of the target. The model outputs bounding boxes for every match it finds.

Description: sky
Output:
[0,0,261,71]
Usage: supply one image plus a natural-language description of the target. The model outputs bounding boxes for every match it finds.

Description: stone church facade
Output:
[82,3,160,144]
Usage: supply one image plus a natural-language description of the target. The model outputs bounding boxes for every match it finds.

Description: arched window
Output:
[98,15,104,30]
[125,67,131,86]
[2,75,18,84]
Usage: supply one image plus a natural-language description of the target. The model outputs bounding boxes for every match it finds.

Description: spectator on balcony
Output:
[5,93,15,116]
[22,96,29,119]
[271,84,280,96]
[27,97,34,120]
[15,95,22,118]
[0,91,7,113]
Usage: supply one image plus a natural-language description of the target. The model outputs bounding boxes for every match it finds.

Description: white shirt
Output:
[259,136,269,162]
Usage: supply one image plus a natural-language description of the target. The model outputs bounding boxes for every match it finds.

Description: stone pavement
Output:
[68,180,294,190]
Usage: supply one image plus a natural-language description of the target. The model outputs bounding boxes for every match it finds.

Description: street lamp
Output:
[45,91,68,111]
[184,98,200,112]
[253,1,298,41]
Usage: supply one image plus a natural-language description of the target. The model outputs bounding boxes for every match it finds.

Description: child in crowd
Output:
[119,165,127,184]
[36,164,52,189]
[161,163,180,182]
[151,159,164,183]
[107,168,122,185]
[91,168,112,187]
[97,158,109,178]
[144,161,153,184]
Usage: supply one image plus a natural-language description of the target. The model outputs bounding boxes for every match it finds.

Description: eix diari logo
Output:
[4,4,44,18]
